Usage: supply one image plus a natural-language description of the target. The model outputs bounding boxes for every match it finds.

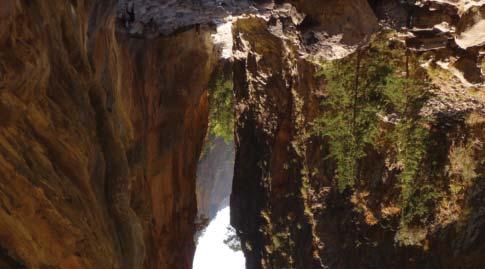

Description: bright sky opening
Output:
[193,206,245,269]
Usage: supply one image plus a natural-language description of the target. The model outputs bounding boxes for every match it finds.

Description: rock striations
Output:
[1,1,215,268]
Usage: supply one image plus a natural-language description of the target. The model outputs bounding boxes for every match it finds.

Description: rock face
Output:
[456,4,485,48]
[118,0,258,36]
[0,0,484,269]
[230,1,485,269]
[230,17,325,268]
[0,0,215,268]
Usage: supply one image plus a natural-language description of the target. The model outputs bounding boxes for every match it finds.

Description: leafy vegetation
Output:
[312,32,438,226]
[223,226,242,252]
[208,72,234,142]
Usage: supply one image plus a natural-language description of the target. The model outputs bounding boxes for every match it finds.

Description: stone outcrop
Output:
[456,3,485,48]
[230,16,325,268]
[230,1,485,268]
[118,0,260,36]
[377,0,485,85]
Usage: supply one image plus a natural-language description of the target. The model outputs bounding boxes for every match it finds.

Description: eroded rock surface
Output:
[230,2,485,268]
[0,0,215,268]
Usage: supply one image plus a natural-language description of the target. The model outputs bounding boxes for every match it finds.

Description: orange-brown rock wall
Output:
[0,1,215,268]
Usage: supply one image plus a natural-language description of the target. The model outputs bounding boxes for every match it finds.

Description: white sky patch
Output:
[193,206,245,269]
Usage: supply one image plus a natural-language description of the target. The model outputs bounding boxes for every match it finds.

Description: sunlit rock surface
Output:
[456,4,485,48]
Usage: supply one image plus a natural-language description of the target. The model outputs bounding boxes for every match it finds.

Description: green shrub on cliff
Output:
[313,53,385,191]
[208,73,234,142]
[312,32,436,226]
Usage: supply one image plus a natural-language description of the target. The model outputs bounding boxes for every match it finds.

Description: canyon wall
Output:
[0,0,216,268]
[231,1,485,268]
[0,0,484,269]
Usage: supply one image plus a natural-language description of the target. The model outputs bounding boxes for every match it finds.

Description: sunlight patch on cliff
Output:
[193,206,245,269]
[212,18,235,59]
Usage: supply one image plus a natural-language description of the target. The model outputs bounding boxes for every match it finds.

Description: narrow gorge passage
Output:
[193,138,242,269]
[193,138,244,268]
[193,206,245,269]
[192,52,242,268]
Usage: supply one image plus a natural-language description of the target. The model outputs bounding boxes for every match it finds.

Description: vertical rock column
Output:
[230,17,324,269]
